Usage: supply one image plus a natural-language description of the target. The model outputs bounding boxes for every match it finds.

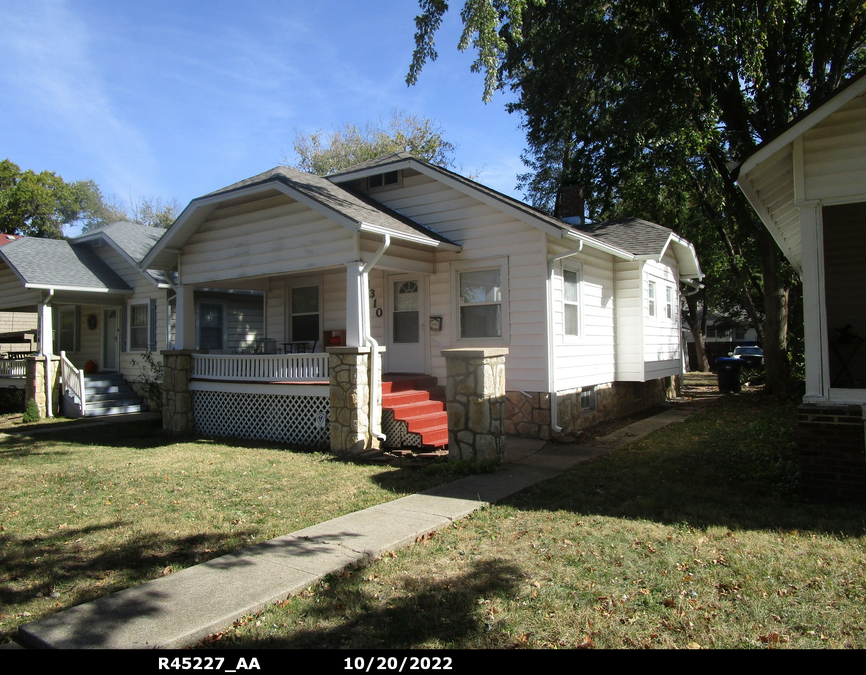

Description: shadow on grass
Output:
[503,391,866,536]
[205,558,522,649]
[1,521,258,644]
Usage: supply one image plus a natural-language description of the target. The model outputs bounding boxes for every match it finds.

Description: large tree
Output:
[0,159,110,238]
[290,110,458,175]
[407,0,866,395]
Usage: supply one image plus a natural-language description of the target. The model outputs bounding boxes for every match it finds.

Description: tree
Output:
[407,0,866,395]
[290,110,458,175]
[83,195,181,232]
[0,159,109,238]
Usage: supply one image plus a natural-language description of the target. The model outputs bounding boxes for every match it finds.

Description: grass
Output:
[0,419,458,644]
[199,383,866,650]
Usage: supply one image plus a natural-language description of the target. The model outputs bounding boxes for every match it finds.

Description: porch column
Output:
[345,262,364,348]
[175,284,196,350]
[799,202,828,400]
[328,345,372,454]
[442,348,508,463]
[37,292,53,356]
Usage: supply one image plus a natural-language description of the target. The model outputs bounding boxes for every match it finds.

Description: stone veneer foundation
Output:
[329,346,383,455]
[25,355,60,418]
[797,402,866,502]
[162,350,195,434]
[505,377,675,440]
[442,347,508,463]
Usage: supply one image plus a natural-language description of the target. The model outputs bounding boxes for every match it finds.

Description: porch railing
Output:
[0,358,26,378]
[192,353,329,382]
[59,351,87,416]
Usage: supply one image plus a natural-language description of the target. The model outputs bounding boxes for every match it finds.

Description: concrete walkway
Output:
[14,405,696,649]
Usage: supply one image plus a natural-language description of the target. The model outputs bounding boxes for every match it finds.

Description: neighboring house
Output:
[735,70,866,501]
[682,314,757,343]
[0,235,37,357]
[141,153,702,448]
[0,222,264,416]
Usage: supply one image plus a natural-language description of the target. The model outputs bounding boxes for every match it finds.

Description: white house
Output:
[735,71,866,500]
[141,153,702,450]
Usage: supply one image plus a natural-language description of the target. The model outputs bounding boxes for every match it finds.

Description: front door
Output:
[102,308,119,371]
[386,274,427,373]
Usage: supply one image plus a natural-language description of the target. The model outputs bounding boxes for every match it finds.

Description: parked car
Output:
[730,345,764,368]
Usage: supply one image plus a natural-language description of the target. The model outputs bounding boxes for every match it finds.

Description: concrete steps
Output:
[83,373,148,417]
[382,375,448,449]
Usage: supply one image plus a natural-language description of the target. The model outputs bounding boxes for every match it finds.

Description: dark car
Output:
[731,345,764,368]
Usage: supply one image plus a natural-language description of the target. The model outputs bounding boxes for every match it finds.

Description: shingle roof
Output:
[91,221,165,263]
[205,165,459,248]
[569,217,674,257]
[0,237,131,291]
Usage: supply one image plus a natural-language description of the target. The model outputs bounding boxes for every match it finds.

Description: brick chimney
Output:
[558,183,585,226]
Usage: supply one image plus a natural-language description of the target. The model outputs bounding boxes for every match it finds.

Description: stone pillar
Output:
[442,348,508,463]
[25,355,60,418]
[162,350,196,434]
[329,346,371,454]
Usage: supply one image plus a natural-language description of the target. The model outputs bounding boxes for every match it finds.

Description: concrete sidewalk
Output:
[14,405,695,649]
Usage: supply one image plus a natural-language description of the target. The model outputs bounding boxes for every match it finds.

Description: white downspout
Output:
[361,234,390,442]
[547,242,583,433]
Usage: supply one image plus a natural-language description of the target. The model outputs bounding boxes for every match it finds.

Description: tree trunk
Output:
[684,291,710,371]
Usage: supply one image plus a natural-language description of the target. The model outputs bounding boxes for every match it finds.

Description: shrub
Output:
[22,398,40,423]
[129,350,164,411]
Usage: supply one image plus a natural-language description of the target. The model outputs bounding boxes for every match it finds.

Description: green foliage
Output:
[22,398,40,423]
[0,159,112,238]
[423,457,500,476]
[129,350,164,411]
[407,0,866,395]
[291,110,458,175]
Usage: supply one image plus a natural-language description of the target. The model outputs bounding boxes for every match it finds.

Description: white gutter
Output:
[360,234,391,442]
[547,241,583,433]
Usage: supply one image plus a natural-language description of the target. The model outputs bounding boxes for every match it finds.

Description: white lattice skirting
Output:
[193,390,330,448]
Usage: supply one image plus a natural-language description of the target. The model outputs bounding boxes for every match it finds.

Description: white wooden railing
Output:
[60,351,87,416]
[192,353,329,382]
[0,358,26,378]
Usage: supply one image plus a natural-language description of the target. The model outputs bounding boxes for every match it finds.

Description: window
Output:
[580,386,596,412]
[562,262,582,338]
[199,303,224,350]
[368,170,400,189]
[647,281,656,317]
[130,304,148,351]
[452,260,508,341]
[393,280,420,343]
[56,307,78,353]
[665,285,674,320]
[289,284,320,343]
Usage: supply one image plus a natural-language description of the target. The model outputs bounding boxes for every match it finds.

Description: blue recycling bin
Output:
[715,357,744,392]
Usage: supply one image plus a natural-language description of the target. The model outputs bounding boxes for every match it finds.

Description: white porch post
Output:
[37,290,54,356]
[176,284,197,350]
[799,201,828,400]
[345,262,364,348]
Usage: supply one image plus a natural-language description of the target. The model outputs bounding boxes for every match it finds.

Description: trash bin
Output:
[715,357,743,392]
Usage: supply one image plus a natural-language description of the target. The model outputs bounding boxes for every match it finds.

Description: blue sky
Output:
[0,1,530,235]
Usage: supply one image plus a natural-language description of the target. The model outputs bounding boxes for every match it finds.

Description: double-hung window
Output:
[647,281,657,318]
[199,303,224,350]
[129,304,148,351]
[562,261,582,338]
[452,259,508,341]
[288,281,321,344]
[665,285,674,320]
[56,307,78,353]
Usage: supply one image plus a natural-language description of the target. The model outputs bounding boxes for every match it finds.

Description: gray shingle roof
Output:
[205,165,459,248]
[0,237,131,291]
[91,221,165,263]
[569,217,674,257]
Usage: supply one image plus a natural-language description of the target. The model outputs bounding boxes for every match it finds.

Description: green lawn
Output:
[0,420,453,644]
[200,388,866,650]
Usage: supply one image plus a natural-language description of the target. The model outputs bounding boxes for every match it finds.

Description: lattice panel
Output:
[382,410,423,449]
[193,390,329,448]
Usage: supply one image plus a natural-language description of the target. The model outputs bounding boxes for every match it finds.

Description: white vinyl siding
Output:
[367,171,549,391]
[180,194,356,285]
[803,94,866,201]
[643,256,682,379]
[0,262,40,311]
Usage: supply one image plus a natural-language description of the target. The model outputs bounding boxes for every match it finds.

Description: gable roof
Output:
[72,221,170,287]
[143,165,462,270]
[0,236,132,293]
[328,152,639,261]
